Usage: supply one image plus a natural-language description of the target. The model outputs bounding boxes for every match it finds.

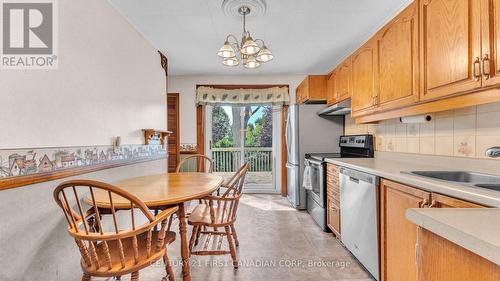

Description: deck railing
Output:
[212,147,272,172]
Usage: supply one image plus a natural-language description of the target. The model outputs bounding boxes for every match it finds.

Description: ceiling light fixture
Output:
[217,5,273,69]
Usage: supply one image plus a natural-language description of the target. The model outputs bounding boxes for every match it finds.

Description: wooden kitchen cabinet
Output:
[295,75,328,104]
[351,2,419,116]
[481,0,500,87]
[351,39,378,116]
[380,179,430,281]
[322,0,500,123]
[327,198,341,237]
[326,163,341,238]
[295,79,306,104]
[428,192,485,208]
[335,58,352,103]
[417,227,500,281]
[420,0,482,101]
[381,179,488,281]
[376,2,419,111]
[326,71,337,106]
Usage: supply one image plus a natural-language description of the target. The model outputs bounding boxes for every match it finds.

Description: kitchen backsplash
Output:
[345,102,500,160]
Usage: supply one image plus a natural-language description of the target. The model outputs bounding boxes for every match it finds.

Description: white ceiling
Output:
[108,0,413,76]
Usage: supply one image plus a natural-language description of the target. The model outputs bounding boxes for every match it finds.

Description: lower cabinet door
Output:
[430,193,485,208]
[417,227,500,281]
[381,179,430,281]
[327,197,341,237]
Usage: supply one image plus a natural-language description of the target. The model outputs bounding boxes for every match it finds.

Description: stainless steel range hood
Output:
[317,99,351,116]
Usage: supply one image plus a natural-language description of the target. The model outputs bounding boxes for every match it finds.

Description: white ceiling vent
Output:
[221,0,267,19]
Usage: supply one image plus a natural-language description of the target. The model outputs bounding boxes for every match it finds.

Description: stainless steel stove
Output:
[304,135,374,231]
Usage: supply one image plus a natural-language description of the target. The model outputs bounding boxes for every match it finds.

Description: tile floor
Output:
[100,194,373,281]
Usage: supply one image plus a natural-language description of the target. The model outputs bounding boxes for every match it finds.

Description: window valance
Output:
[196,86,289,105]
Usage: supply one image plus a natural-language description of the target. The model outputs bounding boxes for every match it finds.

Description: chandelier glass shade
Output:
[256,45,273,62]
[217,6,273,69]
[244,55,260,69]
[222,56,239,66]
[217,41,236,58]
[240,36,260,55]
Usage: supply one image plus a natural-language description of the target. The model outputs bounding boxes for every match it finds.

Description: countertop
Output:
[324,152,500,207]
[324,152,500,264]
[406,208,500,265]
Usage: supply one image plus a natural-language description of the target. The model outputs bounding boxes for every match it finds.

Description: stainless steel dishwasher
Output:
[339,167,379,281]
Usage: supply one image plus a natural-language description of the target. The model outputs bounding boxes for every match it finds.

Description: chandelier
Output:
[217,6,273,69]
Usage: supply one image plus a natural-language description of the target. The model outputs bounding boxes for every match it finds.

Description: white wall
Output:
[0,160,166,281]
[0,1,166,280]
[0,1,166,149]
[168,74,305,144]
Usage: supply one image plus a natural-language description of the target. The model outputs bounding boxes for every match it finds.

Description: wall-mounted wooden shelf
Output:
[142,129,172,146]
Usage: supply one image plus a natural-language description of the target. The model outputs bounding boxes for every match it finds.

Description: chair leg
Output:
[225,226,238,269]
[230,224,239,247]
[167,214,175,231]
[163,251,175,281]
[131,271,139,281]
[189,225,199,252]
[81,273,91,281]
[194,225,202,246]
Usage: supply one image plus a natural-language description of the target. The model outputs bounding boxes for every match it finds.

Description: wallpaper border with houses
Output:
[0,144,167,179]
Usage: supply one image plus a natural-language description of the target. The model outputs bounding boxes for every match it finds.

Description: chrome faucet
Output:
[486,147,500,158]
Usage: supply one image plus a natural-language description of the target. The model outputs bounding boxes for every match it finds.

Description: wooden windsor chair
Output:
[187,163,249,269]
[174,154,214,218]
[53,180,178,281]
[175,154,213,173]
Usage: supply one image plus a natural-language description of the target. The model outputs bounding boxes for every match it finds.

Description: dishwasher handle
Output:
[349,177,360,184]
[340,167,378,186]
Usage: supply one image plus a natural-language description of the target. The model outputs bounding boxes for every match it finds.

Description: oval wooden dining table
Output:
[86,172,224,281]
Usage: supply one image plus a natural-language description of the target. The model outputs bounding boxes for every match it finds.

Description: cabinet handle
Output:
[427,199,437,208]
[415,228,421,281]
[415,242,419,267]
[419,198,429,208]
[473,57,482,81]
[482,54,491,80]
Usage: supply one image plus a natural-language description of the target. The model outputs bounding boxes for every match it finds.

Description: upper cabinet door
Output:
[377,2,419,111]
[326,71,337,106]
[351,40,378,116]
[295,76,328,104]
[295,80,305,104]
[481,0,500,87]
[420,0,482,101]
[335,58,352,102]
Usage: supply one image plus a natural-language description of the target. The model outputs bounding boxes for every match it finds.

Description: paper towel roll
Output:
[400,115,432,124]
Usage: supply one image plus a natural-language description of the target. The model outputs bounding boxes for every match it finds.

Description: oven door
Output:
[306,158,325,208]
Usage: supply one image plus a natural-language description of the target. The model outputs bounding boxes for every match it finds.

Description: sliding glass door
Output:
[205,104,280,193]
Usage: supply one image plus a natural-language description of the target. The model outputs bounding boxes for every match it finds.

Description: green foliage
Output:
[241,106,272,147]
[245,122,263,147]
[212,105,273,148]
[259,107,273,147]
[214,136,233,148]
[212,106,232,148]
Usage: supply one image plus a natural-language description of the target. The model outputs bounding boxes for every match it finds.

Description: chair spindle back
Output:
[53,180,174,272]
[176,154,213,173]
[201,163,248,226]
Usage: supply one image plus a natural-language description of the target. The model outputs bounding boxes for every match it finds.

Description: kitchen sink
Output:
[474,184,500,192]
[408,171,500,184]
